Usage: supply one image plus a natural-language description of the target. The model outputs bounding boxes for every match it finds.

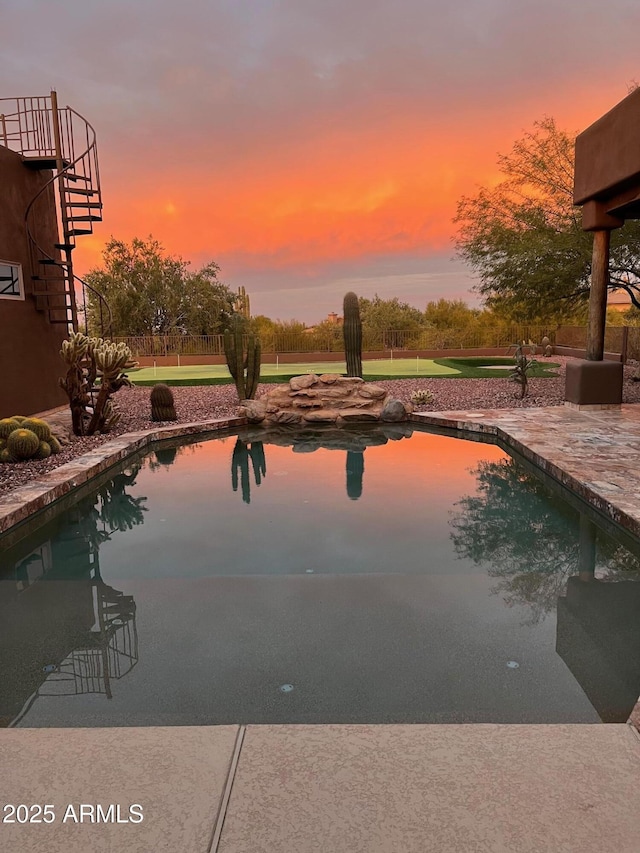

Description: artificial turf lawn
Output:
[128,357,560,386]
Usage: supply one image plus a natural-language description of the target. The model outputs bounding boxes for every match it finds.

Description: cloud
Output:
[2,0,639,318]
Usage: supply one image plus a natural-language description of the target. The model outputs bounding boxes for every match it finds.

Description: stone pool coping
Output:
[0,416,247,536]
[3,403,640,542]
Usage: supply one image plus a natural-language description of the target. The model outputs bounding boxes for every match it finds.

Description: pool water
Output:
[1,425,639,728]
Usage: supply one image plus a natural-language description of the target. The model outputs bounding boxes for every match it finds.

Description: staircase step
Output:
[63,188,96,196]
[39,258,64,266]
[53,243,74,251]
[66,201,102,209]
[67,228,93,236]
[63,172,92,183]
[67,215,102,222]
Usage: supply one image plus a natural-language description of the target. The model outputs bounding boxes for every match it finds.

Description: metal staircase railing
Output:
[0,91,112,336]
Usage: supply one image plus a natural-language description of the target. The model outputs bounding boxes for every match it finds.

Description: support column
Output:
[564,226,623,406]
[586,229,610,361]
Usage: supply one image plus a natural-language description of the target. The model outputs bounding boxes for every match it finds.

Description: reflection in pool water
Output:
[1,427,639,728]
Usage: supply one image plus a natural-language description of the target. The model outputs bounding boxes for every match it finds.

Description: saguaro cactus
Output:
[343,291,363,378]
[224,316,261,401]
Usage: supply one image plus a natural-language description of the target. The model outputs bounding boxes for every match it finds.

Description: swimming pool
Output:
[1,424,639,727]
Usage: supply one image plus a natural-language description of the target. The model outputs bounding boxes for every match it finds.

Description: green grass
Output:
[128,356,560,386]
[434,357,560,378]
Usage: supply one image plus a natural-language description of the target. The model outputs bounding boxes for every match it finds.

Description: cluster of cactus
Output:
[150,383,177,421]
[0,416,62,463]
[410,388,434,406]
[59,332,137,435]
[224,315,261,402]
[343,291,363,378]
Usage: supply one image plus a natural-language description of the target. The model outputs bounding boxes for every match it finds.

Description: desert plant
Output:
[510,342,537,399]
[410,388,434,406]
[150,383,177,421]
[59,332,136,435]
[0,417,61,463]
[20,417,52,442]
[7,428,39,459]
[0,418,20,439]
[343,291,363,378]
[224,315,261,401]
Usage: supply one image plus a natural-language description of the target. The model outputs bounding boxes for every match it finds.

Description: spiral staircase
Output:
[0,91,111,334]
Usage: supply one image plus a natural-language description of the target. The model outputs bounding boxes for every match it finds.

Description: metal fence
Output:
[555,325,640,361]
[116,325,556,357]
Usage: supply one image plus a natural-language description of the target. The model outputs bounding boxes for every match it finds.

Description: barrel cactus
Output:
[0,417,60,462]
[7,428,40,460]
[49,436,62,454]
[36,441,52,459]
[0,418,20,439]
[21,417,52,442]
[343,292,363,378]
[150,384,177,421]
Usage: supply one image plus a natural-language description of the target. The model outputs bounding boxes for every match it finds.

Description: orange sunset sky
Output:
[3,0,639,322]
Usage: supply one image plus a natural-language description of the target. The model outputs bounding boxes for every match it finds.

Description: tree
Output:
[454,117,640,321]
[424,298,481,329]
[358,294,425,332]
[85,236,237,336]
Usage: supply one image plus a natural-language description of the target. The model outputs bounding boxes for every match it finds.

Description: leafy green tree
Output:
[85,237,237,336]
[424,298,481,329]
[358,295,425,332]
[454,117,640,321]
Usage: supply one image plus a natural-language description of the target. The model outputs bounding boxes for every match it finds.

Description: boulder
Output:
[290,374,319,391]
[238,399,266,423]
[380,399,410,422]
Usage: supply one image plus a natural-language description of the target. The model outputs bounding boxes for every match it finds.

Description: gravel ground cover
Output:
[2,356,640,497]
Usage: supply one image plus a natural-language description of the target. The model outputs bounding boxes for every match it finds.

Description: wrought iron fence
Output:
[555,325,640,362]
[116,326,557,357]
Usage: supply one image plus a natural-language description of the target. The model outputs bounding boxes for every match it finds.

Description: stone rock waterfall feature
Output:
[238,374,413,426]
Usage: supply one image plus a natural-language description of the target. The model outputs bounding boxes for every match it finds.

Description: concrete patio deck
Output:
[2,403,640,851]
[1,723,639,852]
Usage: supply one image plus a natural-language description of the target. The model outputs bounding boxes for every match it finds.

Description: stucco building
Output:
[0,93,103,417]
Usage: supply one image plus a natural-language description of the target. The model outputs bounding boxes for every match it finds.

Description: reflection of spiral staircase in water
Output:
[4,492,140,727]
[38,575,138,701]
[0,90,111,333]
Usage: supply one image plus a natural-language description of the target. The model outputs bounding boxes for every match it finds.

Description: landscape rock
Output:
[290,374,319,391]
[238,399,266,423]
[380,399,410,422]
[252,374,412,427]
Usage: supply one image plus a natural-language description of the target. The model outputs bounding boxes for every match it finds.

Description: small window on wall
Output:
[0,261,24,300]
